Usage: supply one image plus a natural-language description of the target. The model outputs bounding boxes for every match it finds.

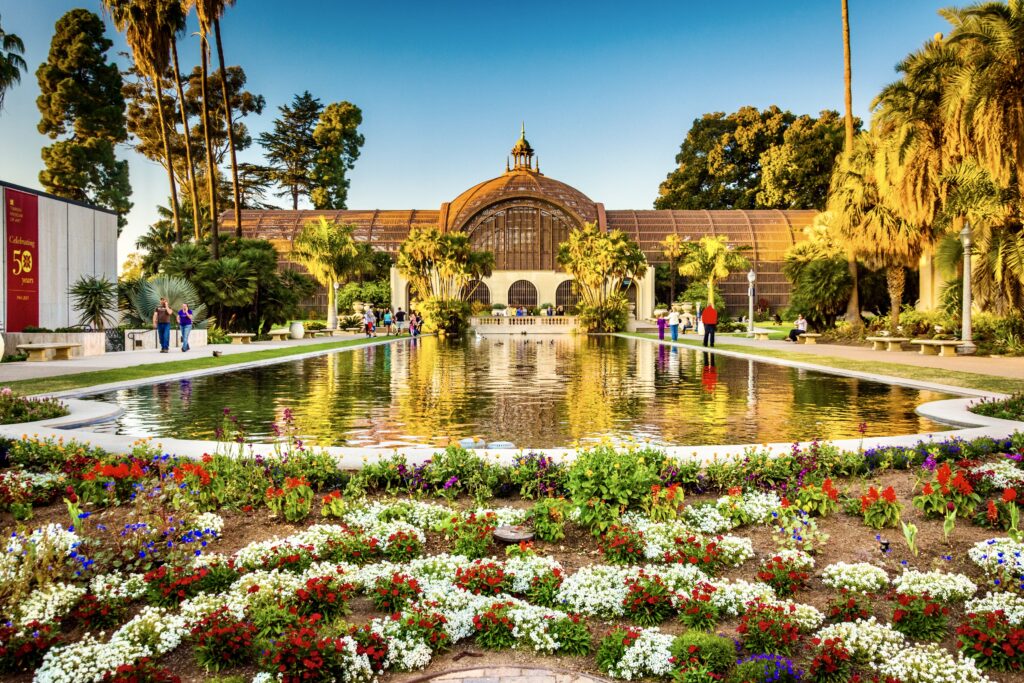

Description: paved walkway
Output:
[0,333,374,383]
[402,667,608,683]
[661,332,1024,381]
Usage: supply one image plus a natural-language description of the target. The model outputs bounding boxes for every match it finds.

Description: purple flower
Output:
[443,476,459,490]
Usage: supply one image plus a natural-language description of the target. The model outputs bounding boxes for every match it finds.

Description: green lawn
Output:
[6,337,389,397]
[623,332,1024,395]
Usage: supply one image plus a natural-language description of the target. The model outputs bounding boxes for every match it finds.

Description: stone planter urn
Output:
[289,321,305,339]
[0,334,5,360]
[682,302,694,315]
[351,301,363,315]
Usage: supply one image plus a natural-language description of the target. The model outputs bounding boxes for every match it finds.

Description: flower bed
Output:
[0,434,1022,682]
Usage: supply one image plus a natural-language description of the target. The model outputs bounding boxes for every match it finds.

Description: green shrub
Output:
[577,294,630,332]
[670,631,736,674]
[420,298,471,335]
[972,394,1024,421]
[679,282,726,313]
[565,445,665,534]
[529,498,572,542]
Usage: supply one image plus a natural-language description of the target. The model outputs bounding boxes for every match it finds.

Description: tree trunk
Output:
[171,39,201,241]
[841,0,855,155]
[151,66,182,244]
[886,265,905,336]
[200,38,219,260]
[213,19,243,238]
[844,254,861,326]
[707,276,714,307]
[292,187,299,211]
[327,278,338,329]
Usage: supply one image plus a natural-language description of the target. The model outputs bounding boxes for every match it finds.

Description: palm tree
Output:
[943,1,1024,205]
[829,132,933,333]
[0,14,26,111]
[677,236,751,307]
[840,0,861,326]
[102,0,183,242]
[291,217,362,329]
[660,233,686,305]
[136,205,179,274]
[164,1,202,240]
[189,0,242,237]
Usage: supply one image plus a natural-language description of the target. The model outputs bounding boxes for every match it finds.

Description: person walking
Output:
[383,308,393,335]
[701,303,718,348]
[177,302,194,352]
[656,312,667,340]
[395,307,406,334]
[152,297,174,353]
[363,307,376,338]
[786,314,808,342]
[668,308,680,341]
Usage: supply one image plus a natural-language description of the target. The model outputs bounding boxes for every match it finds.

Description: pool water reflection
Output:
[86,336,952,448]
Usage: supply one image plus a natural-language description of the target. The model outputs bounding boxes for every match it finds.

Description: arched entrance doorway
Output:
[622,281,638,319]
[555,280,582,313]
[461,280,491,306]
[508,280,538,308]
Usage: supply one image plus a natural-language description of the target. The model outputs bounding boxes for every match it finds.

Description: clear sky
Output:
[0,0,948,267]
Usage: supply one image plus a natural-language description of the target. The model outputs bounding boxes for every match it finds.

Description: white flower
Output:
[708,579,775,616]
[716,490,781,526]
[892,569,977,602]
[557,565,630,617]
[17,582,85,627]
[821,562,889,593]
[816,617,904,666]
[89,572,146,602]
[762,598,823,631]
[965,591,1024,625]
[605,627,676,680]
[969,460,1024,489]
[682,504,736,534]
[773,548,815,570]
[716,535,755,567]
[968,538,1024,581]
[875,643,991,683]
[503,554,562,594]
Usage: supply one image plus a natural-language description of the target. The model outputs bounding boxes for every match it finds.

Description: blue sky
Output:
[0,0,948,266]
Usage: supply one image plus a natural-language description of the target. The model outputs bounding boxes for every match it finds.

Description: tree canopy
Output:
[0,13,26,112]
[656,106,857,210]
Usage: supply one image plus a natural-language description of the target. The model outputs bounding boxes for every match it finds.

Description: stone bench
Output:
[753,331,771,341]
[911,339,961,357]
[267,331,289,341]
[866,336,910,352]
[17,343,81,362]
[796,333,822,345]
[226,333,255,345]
[306,329,333,338]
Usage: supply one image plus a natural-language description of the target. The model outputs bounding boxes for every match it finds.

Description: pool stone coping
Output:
[2,333,1023,467]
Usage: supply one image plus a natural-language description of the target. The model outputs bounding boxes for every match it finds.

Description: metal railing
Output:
[470,316,577,327]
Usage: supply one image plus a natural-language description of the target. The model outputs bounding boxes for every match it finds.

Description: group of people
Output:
[656,304,718,347]
[362,306,421,338]
[152,298,193,353]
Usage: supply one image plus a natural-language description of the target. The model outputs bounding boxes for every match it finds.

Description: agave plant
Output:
[69,275,119,330]
[125,275,211,328]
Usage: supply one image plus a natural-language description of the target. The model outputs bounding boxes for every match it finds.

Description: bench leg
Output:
[919,345,938,355]
[25,350,48,362]
[940,345,958,357]
[242,337,251,344]
[871,341,884,351]
[231,338,242,345]
[803,336,816,344]
[886,342,901,352]
[52,348,74,360]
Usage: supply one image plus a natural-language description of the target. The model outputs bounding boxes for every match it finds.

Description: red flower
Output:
[1004,488,1018,503]
[881,487,897,504]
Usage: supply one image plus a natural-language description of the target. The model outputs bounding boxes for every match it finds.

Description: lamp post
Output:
[746,269,756,336]
[959,223,976,355]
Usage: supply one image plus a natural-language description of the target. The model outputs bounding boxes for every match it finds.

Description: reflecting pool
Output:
[85,336,952,448]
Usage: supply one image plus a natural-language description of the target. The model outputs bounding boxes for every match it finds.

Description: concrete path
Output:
[399,667,608,683]
[666,332,1024,382]
[0,333,377,383]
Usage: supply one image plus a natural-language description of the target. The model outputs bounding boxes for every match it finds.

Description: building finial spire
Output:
[511,123,534,171]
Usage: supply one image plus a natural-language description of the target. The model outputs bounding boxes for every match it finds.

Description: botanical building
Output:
[221,129,817,316]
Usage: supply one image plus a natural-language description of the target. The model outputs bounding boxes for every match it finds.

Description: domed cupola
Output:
[510,122,536,171]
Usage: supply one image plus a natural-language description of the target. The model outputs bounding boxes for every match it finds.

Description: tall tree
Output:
[189,0,243,235]
[123,62,264,230]
[102,0,183,242]
[0,13,25,112]
[311,101,365,209]
[677,236,752,307]
[164,2,201,240]
[36,9,132,230]
[839,0,863,326]
[259,91,323,209]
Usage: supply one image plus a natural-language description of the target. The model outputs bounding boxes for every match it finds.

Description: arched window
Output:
[555,280,582,312]
[508,280,538,308]
[461,280,491,305]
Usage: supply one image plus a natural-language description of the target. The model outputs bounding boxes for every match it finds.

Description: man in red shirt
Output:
[701,304,718,348]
